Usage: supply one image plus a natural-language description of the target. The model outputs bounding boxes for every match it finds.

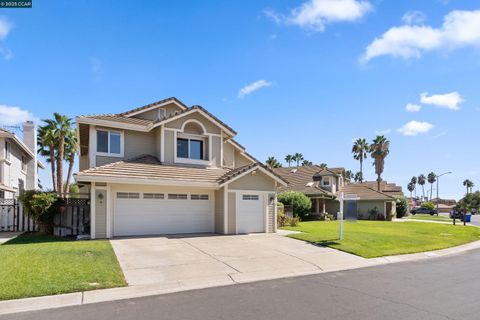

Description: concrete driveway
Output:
[111,233,376,287]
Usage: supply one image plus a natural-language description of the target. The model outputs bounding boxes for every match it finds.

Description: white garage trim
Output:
[90,182,96,239]
[233,190,271,234]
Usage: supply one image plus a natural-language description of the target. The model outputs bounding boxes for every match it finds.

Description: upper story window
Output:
[21,155,28,173]
[97,130,122,156]
[5,141,11,161]
[322,177,331,187]
[177,137,204,160]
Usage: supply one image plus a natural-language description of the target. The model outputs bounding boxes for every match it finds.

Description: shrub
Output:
[277,191,312,218]
[19,191,59,234]
[421,201,435,210]
[368,207,379,220]
[396,197,409,218]
[277,210,287,227]
[287,216,300,227]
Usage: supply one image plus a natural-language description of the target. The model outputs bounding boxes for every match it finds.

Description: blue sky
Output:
[0,0,479,199]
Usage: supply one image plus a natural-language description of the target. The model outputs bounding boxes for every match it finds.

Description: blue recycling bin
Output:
[464,214,472,223]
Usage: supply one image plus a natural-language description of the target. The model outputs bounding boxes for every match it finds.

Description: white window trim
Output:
[175,133,211,166]
[96,129,124,158]
[322,176,331,186]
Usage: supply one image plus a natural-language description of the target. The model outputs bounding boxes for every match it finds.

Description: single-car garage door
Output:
[236,192,265,234]
[113,190,214,236]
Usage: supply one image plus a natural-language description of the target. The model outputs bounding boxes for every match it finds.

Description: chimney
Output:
[23,121,38,190]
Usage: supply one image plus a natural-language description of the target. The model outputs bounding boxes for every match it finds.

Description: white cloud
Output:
[0,17,12,40]
[405,103,421,112]
[420,91,463,110]
[375,128,391,135]
[265,0,373,32]
[402,11,426,25]
[238,80,272,98]
[397,120,434,136]
[0,105,35,125]
[362,10,480,62]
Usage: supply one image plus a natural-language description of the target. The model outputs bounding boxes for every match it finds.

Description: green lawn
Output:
[408,214,452,222]
[0,234,127,301]
[283,221,480,258]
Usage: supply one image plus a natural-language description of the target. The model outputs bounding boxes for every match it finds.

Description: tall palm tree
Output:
[369,135,390,191]
[266,156,279,170]
[37,122,58,192]
[285,154,293,167]
[352,138,369,183]
[407,182,415,198]
[410,176,417,198]
[463,179,474,194]
[302,160,313,166]
[427,172,436,201]
[418,174,426,200]
[52,113,73,193]
[319,163,328,169]
[64,128,78,193]
[292,153,303,167]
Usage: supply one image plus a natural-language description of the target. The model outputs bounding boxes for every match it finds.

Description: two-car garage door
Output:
[113,190,214,236]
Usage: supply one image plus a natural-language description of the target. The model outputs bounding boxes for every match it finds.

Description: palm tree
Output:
[302,160,313,166]
[266,156,281,170]
[418,174,426,200]
[407,182,415,198]
[464,179,474,194]
[352,138,369,183]
[319,163,328,169]
[344,170,353,181]
[37,123,58,192]
[285,154,293,167]
[354,172,362,183]
[52,113,73,193]
[292,153,303,167]
[64,128,78,193]
[369,135,390,191]
[410,176,417,198]
[427,172,436,201]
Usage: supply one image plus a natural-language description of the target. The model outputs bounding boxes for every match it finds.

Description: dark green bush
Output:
[396,196,409,218]
[277,191,312,218]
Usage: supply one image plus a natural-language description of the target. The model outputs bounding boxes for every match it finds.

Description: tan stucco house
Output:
[75,97,287,239]
[274,166,403,220]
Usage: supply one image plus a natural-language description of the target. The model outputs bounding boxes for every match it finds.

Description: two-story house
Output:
[75,97,287,239]
[274,166,403,220]
[0,121,43,200]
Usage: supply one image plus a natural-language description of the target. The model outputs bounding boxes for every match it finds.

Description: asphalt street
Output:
[3,247,480,320]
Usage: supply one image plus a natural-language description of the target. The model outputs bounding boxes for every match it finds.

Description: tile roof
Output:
[118,97,188,116]
[79,114,154,127]
[76,155,287,186]
[340,184,396,200]
[76,155,230,183]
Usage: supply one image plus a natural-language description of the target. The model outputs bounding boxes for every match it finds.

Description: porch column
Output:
[315,198,320,214]
[90,182,96,239]
[323,199,326,214]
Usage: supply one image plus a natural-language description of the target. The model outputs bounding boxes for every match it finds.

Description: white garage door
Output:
[114,191,214,236]
[236,193,265,234]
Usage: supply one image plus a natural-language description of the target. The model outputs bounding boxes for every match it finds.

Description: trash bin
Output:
[464,214,472,223]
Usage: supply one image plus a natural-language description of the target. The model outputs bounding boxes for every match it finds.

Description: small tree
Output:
[421,201,435,210]
[19,191,58,234]
[277,191,311,218]
[396,196,409,218]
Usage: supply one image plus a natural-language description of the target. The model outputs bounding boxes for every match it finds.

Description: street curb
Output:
[2,239,480,316]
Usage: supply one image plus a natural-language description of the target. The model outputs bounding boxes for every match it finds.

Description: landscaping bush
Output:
[287,216,300,227]
[19,191,59,234]
[277,191,312,218]
[277,208,287,227]
[396,196,409,218]
[421,201,435,210]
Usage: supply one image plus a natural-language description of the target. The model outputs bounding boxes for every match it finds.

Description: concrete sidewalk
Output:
[2,235,480,315]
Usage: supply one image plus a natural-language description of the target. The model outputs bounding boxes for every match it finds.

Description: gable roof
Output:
[75,154,287,187]
[77,100,237,136]
[119,97,188,116]
[339,184,396,200]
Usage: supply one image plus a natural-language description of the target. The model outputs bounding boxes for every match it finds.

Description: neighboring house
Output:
[75,97,287,239]
[274,166,403,220]
[0,122,44,200]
